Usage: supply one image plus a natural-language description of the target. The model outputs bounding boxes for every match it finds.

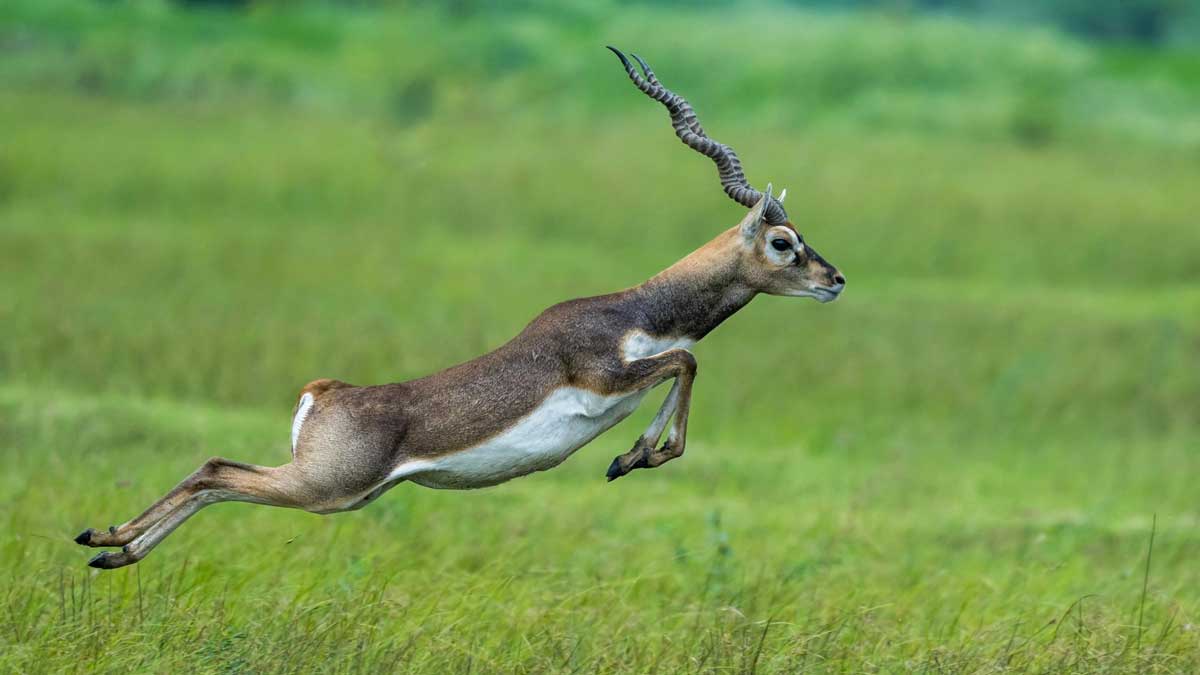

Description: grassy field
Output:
[2,2,1199,672]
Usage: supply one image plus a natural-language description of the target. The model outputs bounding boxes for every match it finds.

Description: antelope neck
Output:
[632,248,757,341]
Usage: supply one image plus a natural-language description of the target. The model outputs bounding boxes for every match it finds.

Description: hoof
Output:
[74,528,95,546]
[606,456,624,482]
[87,551,133,570]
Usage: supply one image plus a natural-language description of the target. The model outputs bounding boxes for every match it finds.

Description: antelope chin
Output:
[784,287,842,303]
[814,287,842,303]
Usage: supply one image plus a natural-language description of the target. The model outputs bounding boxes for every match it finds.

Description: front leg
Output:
[605,348,697,481]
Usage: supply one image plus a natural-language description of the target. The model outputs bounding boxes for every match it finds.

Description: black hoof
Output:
[606,456,624,482]
[74,528,95,545]
[88,550,133,569]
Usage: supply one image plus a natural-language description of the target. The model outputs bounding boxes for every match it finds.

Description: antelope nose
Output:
[833,272,846,286]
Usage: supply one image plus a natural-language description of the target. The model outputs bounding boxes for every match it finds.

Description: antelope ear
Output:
[738,183,773,244]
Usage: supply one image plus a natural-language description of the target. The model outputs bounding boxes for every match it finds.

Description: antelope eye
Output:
[770,238,791,252]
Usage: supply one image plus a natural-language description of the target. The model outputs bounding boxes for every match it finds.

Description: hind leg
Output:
[76,379,408,568]
[77,457,324,569]
[75,457,290,548]
[75,380,358,550]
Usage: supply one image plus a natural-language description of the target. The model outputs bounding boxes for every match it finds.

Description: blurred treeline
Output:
[173,0,1200,46]
[4,0,1199,152]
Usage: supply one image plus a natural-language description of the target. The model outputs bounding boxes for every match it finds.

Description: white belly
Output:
[392,386,650,489]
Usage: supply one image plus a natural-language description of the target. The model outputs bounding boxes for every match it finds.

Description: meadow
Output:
[1,1,1198,672]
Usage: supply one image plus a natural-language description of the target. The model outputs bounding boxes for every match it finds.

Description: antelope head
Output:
[609,47,846,303]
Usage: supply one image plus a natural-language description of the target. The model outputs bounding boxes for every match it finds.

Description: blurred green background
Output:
[1,0,1198,672]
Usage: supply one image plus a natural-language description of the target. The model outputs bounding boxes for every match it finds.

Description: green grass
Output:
[1,2,1199,672]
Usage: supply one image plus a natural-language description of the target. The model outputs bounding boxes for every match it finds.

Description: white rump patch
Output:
[291,392,314,454]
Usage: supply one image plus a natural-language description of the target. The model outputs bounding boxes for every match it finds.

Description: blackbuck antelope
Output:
[75,47,845,569]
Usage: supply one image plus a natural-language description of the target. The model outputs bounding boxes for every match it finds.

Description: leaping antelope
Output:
[75,47,845,569]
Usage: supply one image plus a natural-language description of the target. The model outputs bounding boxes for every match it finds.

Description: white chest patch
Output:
[391,386,651,489]
[620,330,695,363]
[291,392,314,455]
